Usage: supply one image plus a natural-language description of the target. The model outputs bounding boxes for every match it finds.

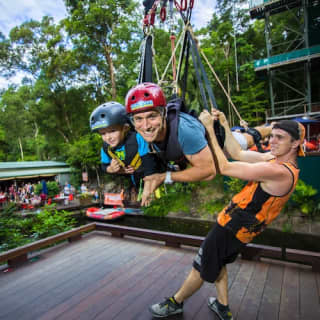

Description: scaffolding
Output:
[249,0,320,120]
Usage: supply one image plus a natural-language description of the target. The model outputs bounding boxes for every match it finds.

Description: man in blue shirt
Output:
[125,82,216,202]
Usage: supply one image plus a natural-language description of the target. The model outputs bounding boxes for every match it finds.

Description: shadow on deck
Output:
[0,227,320,320]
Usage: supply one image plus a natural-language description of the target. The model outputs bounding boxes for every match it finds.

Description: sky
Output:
[0,0,215,88]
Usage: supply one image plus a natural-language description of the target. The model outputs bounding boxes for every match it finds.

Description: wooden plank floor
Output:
[0,232,319,320]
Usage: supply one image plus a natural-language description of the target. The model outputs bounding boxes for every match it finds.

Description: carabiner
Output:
[160,6,166,22]
[174,0,187,11]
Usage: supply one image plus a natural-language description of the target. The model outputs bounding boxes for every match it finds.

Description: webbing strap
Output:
[188,31,218,110]
[189,32,208,110]
[139,34,153,83]
[180,30,190,102]
[107,147,142,170]
[107,147,125,168]
[130,152,142,170]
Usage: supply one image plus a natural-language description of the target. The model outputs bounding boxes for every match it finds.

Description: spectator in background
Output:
[63,182,71,197]
[80,183,88,194]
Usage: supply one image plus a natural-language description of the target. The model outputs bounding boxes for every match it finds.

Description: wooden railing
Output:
[0,223,96,267]
[1,222,320,272]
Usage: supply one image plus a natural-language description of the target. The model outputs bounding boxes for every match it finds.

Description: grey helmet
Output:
[90,101,128,132]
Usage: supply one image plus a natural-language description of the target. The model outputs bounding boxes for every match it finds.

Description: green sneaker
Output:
[208,297,233,320]
[149,297,183,318]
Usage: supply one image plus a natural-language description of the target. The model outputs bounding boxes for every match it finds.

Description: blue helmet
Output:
[90,102,128,132]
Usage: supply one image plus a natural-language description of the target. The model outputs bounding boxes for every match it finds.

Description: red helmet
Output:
[125,82,166,114]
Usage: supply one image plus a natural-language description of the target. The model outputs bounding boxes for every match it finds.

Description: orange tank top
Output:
[217,161,299,243]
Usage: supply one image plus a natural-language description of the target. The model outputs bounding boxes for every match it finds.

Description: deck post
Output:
[165,241,180,248]
[8,253,28,267]
[241,246,261,261]
[111,231,124,238]
[68,234,82,243]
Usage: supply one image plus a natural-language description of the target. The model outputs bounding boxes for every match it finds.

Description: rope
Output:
[151,34,160,83]
[159,26,186,92]
[186,26,247,127]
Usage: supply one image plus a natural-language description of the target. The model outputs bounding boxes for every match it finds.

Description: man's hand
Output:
[141,173,165,206]
[215,109,228,129]
[143,173,166,187]
[199,110,214,128]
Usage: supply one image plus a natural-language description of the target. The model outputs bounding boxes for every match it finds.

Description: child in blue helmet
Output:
[90,101,159,205]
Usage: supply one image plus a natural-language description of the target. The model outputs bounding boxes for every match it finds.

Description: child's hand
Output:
[124,166,135,174]
[108,159,121,173]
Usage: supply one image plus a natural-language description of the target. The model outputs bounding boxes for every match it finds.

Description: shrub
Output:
[0,204,76,252]
[31,205,76,239]
[289,179,318,216]
[35,181,60,197]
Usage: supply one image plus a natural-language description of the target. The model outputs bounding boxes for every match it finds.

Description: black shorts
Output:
[193,223,244,283]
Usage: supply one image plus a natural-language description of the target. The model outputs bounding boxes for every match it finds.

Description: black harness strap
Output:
[188,31,209,110]
[188,32,218,110]
[187,32,225,148]
[246,128,263,152]
[102,131,142,169]
[139,34,153,83]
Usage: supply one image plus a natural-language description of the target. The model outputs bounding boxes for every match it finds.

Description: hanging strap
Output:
[188,30,218,110]
[139,34,153,83]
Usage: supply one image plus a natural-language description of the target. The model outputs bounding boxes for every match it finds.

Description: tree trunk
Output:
[56,128,70,143]
[104,45,117,100]
[34,121,40,160]
[18,137,24,161]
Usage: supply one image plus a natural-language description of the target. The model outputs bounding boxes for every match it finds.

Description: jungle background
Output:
[0,0,319,228]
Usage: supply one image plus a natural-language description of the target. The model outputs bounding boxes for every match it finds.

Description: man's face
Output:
[269,128,298,156]
[131,110,164,143]
[98,125,126,148]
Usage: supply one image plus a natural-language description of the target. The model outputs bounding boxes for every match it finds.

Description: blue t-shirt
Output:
[101,132,149,165]
[177,112,207,155]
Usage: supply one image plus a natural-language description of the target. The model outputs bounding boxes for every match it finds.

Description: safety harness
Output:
[103,131,142,171]
[245,128,263,152]
[140,0,226,148]
[150,96,191,170]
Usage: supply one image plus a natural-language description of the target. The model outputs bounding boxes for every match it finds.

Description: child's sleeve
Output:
[100,147,111,172]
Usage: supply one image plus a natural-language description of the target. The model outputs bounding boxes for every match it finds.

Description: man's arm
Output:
[212,109,273,163]
[143,144,216,186]
[199,110,292,195]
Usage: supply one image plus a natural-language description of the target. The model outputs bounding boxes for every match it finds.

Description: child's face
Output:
[98,125,126,147]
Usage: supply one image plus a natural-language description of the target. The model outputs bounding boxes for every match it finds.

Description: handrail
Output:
[1,222,319,271]
[0,223,96,265]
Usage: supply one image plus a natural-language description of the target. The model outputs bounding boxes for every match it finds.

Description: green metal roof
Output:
[249,0,302,19]
[0,161,72,180]
[254,45,320,71]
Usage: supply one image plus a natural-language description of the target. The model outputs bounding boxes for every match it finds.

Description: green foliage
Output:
[34,181,60,197]
[224,177,246,195]
[282,221,293,233]
[0,204,76,252]
[31,205,76,239]
[289,180,318,216]
[143,183,196,217]
[200,199,226,217]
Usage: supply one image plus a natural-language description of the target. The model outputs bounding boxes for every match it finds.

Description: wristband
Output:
[164,171,173,184]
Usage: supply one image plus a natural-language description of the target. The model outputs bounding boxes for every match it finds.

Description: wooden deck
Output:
[0,232,319,320]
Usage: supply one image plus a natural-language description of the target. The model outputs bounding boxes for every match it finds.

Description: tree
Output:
[63,0,141,100]
[0,86,35,160]
[197,0,268,126]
